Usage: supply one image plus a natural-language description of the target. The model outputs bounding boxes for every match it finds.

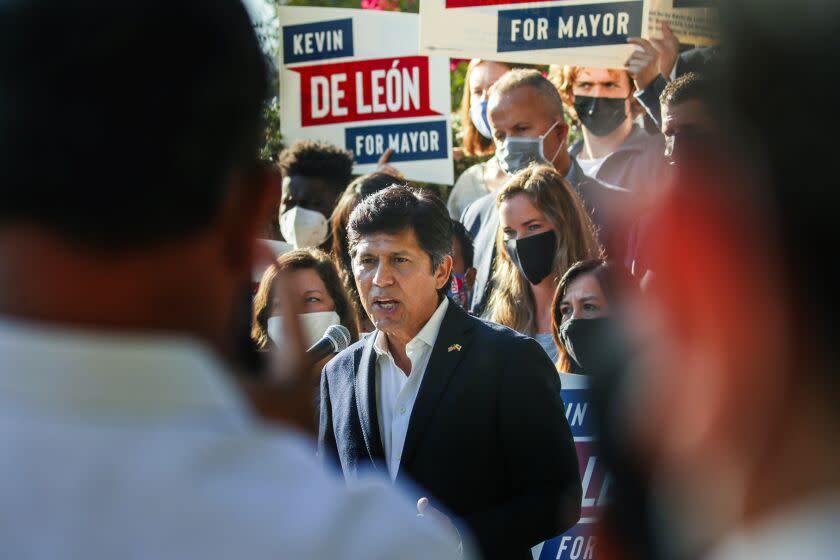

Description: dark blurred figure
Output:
[660,73,717,165]
[277,140,354,250]
[330,172,403,332]
[599,1,840,559]
[448,220,476,308]
[0,1,466,558]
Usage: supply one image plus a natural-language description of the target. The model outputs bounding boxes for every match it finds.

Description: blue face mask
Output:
[469,99,493,140]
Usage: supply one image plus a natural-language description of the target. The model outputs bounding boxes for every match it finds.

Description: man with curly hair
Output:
[276,140,354,250]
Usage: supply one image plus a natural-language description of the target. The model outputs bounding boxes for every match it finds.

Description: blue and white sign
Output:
[420,0,649,68]
[532,374,608,560]
[279,7,454,185]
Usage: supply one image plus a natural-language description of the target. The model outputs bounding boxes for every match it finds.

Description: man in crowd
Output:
[277,140,354,250]
[0,1,465,558]
[461,69,630,315]
[604,1,840,557]
[659,72,717,165]
[625,22,719,128]
[319,186,581,560]
[554,65,667,197]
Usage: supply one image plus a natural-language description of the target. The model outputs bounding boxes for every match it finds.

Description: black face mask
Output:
[573,95,628,137]
[558,317,615,373]
[505,230,556,285]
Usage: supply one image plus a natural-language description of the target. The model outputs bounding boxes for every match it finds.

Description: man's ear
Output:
[434,255,454,291]
[219,165,279,275]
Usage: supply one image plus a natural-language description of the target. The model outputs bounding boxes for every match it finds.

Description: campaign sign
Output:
[647,0,717,46]
[420,0,649,68]
[532,374,608,560]
[279,7,453,185]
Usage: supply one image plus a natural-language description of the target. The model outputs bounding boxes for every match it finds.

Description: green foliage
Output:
[260,97,284,162]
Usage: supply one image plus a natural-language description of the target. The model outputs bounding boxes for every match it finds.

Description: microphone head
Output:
[324,324,352,354]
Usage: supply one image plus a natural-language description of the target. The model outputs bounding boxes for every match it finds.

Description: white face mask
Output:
[266,310,341,350]
[279,206,329,249]
[495,120,565,175]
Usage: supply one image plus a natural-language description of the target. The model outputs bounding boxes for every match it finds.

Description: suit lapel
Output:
[354,334,384,468]
[399,302,474,474]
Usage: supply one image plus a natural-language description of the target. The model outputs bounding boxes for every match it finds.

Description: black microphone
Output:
[306,324,351,362]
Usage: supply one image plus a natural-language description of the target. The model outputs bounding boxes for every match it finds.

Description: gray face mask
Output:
[495,121,564,175]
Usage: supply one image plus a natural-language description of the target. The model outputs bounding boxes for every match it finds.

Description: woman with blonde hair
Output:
[447,58,512,219]
[486,163,602,361]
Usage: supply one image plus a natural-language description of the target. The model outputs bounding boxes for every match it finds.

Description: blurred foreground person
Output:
[0,2,467,558]
[601,1,840,558]
[319,186,581,560]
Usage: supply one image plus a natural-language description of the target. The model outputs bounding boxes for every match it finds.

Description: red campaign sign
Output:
[445,0,559,8]
[291,56,441,127]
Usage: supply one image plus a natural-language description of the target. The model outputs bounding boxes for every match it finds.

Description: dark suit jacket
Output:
[461,158,633,315]
[318,301,582,560]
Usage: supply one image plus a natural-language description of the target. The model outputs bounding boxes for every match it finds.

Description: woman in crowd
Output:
[551,259,638,373]
[252,248,359,353]
[486,163,602,361]
[447,59,512,219]
[330,172,402,332]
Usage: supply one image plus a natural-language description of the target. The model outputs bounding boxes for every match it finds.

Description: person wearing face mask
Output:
[252,249,359,357]
[461,69,631,316]
[485,164,602,362]
[448,220,476,309]
[552,65,667,198]
[551,259,638,373]
[277,140,354,251]
[447,59,512,219]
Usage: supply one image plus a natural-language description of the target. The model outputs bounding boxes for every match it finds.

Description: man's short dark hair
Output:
[0,0,268,249]
[277,140,354,192]
[451,220,475,270]
[347,186,453,274]
[660,72,709,107]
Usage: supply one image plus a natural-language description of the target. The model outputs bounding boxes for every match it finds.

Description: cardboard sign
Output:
[647,0,717,46]
[532,374,608,560]
[279,7,454,185]
[420,0,649,68]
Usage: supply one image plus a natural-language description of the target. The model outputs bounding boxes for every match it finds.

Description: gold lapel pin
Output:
[447,344,462,353]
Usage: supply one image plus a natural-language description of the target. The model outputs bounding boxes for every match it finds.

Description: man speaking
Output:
[318,186,581,560]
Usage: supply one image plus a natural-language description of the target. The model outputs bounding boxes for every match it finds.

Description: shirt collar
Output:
[373,297,449,357]
[0,316,252,428]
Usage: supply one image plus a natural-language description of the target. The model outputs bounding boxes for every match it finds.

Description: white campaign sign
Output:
[279,7,454,185]
[420,0,650,68]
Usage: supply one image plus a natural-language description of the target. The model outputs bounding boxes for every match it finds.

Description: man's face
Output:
[571,67,632,100]
[281,175,339,218]
[488,86,566,170]
[352,228,451,339]
[661,99,717,161]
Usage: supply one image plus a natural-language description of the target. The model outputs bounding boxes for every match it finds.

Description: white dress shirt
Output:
[374,297,449,480]
[0,317,464,560]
